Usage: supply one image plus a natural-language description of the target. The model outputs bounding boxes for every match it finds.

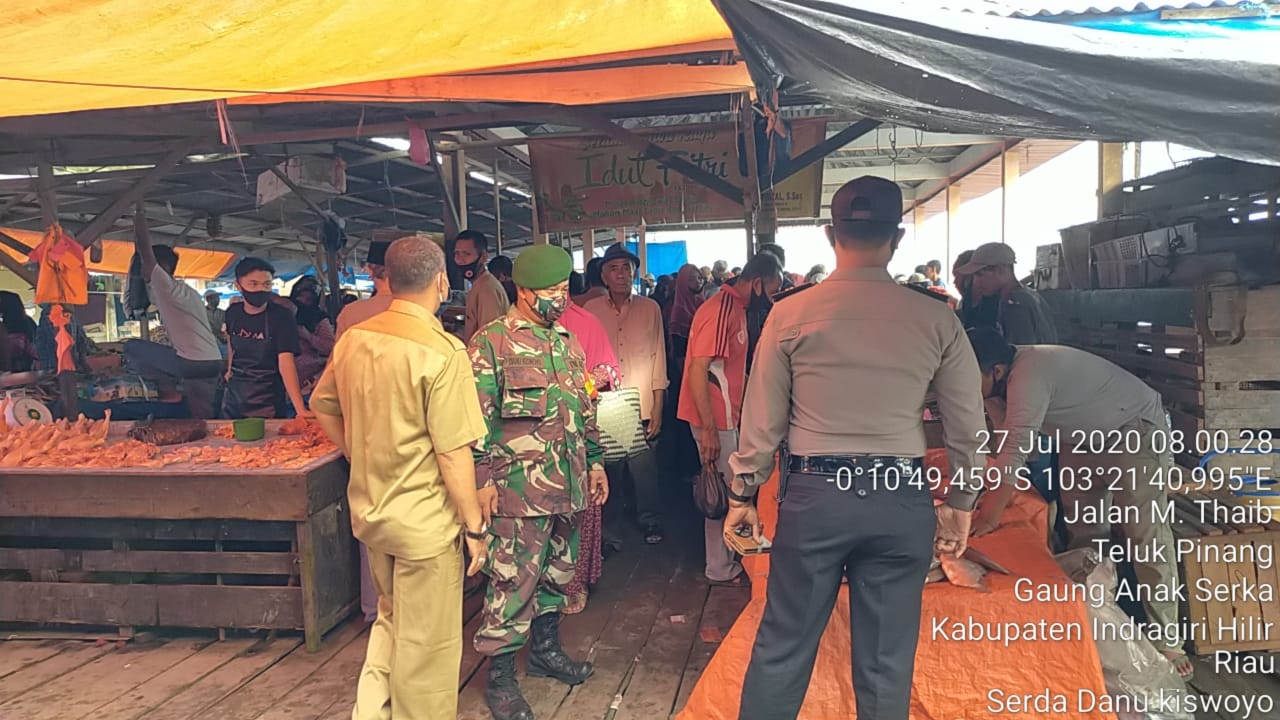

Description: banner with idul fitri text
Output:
[529,120,827,233]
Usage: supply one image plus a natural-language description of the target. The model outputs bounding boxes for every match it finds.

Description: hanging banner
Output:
[530,120,827,232]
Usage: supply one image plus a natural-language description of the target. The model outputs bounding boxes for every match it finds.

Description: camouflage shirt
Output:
[469,309,604,517]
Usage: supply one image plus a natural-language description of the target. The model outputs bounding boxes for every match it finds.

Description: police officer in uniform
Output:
[725,177,989,720]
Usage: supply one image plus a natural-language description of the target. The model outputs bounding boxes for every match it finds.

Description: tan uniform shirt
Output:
[728,267,988,508]
[335,293,394,339]
[311,300,486,560]
[464,270,511,341]
[584,292,669,421]
[986,344,1166,475]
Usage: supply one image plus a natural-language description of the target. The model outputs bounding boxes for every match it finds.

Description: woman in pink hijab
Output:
[558,301,621,614]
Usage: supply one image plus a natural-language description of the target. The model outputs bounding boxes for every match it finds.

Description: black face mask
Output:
[242,290,271,308]
[459,260,481,282]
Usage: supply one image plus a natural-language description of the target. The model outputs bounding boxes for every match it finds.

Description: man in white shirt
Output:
[123,205,224,418]
[967,328,1190,678]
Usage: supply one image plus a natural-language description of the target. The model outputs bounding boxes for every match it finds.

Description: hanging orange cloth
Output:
[46,304,76,375]
[26,224,89,306]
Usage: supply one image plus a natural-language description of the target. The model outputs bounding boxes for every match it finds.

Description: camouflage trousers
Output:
[475,513,580,657]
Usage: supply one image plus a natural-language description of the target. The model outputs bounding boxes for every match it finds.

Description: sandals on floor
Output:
[563,592,588,615]
[644,525,665,545]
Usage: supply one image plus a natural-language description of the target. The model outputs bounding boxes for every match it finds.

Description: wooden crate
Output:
[1060,285,1280,476]
[1171,492,1280,655]
[0,436,357,652]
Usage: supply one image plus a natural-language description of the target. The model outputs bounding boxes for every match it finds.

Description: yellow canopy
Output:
[0,0,738,118]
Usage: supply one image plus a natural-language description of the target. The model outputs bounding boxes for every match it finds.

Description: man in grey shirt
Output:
[725,177,988,720]
[957,242,1057,345]
[967,329,1190,678]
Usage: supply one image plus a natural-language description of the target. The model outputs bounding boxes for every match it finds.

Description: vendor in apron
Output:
[221,257,311,419]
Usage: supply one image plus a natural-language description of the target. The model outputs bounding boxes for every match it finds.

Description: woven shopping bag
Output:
[595,386,646,463]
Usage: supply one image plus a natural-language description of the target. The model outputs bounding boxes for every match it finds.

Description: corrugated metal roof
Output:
[941,0,1263,18]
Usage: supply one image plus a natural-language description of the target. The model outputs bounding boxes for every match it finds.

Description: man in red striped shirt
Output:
[678,252,784,582]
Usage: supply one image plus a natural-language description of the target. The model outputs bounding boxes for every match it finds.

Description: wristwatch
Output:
[728,474,757,504]
[464,524,488,540]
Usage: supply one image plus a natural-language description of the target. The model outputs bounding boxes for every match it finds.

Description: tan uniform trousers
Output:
[1057,419,1181,649]
[353,540,462,720]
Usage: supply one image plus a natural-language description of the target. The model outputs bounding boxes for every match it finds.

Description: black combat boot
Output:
[485,653,534,720]
[526,612,593,685]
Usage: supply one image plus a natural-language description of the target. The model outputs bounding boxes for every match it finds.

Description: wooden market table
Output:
[0,422,357,651]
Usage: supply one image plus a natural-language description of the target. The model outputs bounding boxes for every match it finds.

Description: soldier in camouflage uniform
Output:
[469,244,610,720]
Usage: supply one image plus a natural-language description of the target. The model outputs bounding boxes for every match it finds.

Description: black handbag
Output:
[695,460,729,520]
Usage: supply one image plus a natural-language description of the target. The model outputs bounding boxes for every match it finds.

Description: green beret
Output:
[513,245,572,289]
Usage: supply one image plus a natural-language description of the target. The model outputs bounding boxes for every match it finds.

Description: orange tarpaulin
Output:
[0,1,736,118]
[228,63,753,107]
[1,228,235,280]
[679,452,1114,720]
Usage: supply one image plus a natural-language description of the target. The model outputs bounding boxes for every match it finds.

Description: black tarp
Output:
[714,0,1280,164]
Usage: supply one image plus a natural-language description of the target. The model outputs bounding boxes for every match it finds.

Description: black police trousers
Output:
[738,469,936,720]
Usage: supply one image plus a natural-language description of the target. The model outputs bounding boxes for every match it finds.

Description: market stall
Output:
[678,456,1112,719]
[0,417,355,652]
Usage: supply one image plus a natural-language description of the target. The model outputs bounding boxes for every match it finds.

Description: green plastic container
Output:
[232,417,266,442]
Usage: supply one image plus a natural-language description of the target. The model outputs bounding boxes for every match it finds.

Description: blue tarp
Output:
[625,240,689,279]
[1039,10,1280,39]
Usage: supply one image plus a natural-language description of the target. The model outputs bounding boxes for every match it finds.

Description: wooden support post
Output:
[530,193,547,244]
[1000,144,1021,245]
[637,226,648,279]
[77,145,191,247]
[946,183,961,272]
[35,160,58,228]
[740,97,760,259]
[912,204,925,258]
[615,227,627,249]
[432,146,461,240]
[493,157,503,254]
[452,148,468,231]
[1098,142,1125,219]
[582,229,594,267]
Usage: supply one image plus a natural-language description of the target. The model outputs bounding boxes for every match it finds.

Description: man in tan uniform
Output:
[311,236,490,720]
[725,176,988,720]
[455,229,511,340]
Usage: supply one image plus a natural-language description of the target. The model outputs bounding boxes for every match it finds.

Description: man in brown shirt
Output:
[455,230,511,340]
[726,177,987,720]
[585,243,668,543]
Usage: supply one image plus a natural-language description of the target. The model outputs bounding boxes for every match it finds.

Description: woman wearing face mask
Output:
[221,257,311,419]
[289,278,335,393]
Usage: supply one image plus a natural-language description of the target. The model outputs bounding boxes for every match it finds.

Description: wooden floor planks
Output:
[1,638,209,720]
[144,637,303,720]
[91,639,257,720]
[0,510,753,720]
[0,640,69,679]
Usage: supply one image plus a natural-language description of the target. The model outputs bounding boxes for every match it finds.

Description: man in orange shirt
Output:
[678,252,783,582]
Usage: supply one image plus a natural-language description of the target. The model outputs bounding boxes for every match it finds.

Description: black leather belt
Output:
[788,454,920,476]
